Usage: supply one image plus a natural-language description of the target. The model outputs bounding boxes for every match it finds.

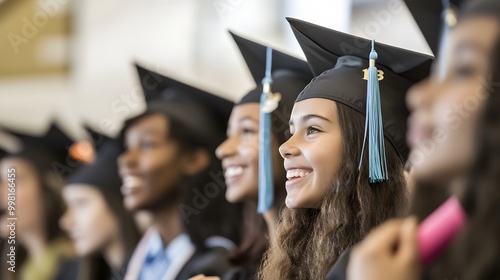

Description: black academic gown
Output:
[55,255,132,280]
[325,247,353,280]
[221,263,258,280]
[175,247,233,280]
[55,258,79,280]
[325,246,435,280]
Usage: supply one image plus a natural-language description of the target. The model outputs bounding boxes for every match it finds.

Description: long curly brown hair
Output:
[258,102,408,280]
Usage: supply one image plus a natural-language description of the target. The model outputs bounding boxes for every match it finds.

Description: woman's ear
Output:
[181,148,211,176]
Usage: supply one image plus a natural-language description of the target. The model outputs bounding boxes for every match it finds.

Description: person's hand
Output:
[188,274,221,280]
[348,217,421,280]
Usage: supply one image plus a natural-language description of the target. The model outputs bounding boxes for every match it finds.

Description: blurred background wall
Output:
[0,0,431,150]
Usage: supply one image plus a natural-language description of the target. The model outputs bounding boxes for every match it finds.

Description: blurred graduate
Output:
[59,129,141,280]
[118,65,242,280]
[208,32,312,280]
[0,124,76,280]
[348,1,500,279]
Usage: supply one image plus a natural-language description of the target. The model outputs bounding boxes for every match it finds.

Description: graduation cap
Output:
[230,32,313,212]
[404,0,449,56]
[288,18,433,182]
[454,0,466,7]
[461,0,500,19]
[84,125,109,148]
[66,129,123,196]
[67,125,106,165]
[134,64,232,148]
[230,31,313,117]
[2,124,76,181]
[410,0,461,80]
[0,144,7,160]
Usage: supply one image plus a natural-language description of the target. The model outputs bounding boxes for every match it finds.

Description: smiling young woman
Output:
[258,19,433,280]
[214,33,313,280]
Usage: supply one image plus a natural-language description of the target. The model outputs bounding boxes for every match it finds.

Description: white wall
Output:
[0,0,429,150]
[350,0,432,54]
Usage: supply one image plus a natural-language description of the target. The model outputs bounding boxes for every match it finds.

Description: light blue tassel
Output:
[359,40,388,184]
[438,0,458,80]
[257,47,274,213]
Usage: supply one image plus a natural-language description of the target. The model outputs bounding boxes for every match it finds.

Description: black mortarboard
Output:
[288,18,433,162]
[66,129,123,196]
[134,64,233,148]
[461,0,500,19]
[405,0,459,80]
[230,31,313,138]
[231,31,313,104]
[67,125,107,165]
[0,146,6,160]
[404,0,446,55]
[3,123,75,180]
[404,0,474,55]
[452,0,466,8]
[84,125,109,149]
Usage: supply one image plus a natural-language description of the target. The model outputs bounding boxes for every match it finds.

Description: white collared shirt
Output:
[136,230,195,280]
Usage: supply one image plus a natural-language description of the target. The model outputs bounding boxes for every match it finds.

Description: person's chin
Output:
[124,196,146,212]
[225,174,257,202]
[75,242,94,257]
[285,188,317,209]
[285,193,302,209]
[411,161,440,181]
[225,185,247,204]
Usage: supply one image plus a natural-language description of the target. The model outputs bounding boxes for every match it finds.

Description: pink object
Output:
[417,196,467,267]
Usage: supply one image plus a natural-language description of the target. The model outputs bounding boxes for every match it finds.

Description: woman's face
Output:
[216,103,285,203]
[279,98,343,208]
[407,16,500,182]
[60,185,119,256]
[118,114,190,211]
[0,157,45,240]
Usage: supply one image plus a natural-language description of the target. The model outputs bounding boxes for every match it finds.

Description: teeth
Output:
[225,166,243,178]
[286,169,311,179]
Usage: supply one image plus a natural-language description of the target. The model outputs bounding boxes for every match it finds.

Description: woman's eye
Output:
[241,128,257,135]
[455,66,477,78]
[306,126,321,135]
[140,140,157,149]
